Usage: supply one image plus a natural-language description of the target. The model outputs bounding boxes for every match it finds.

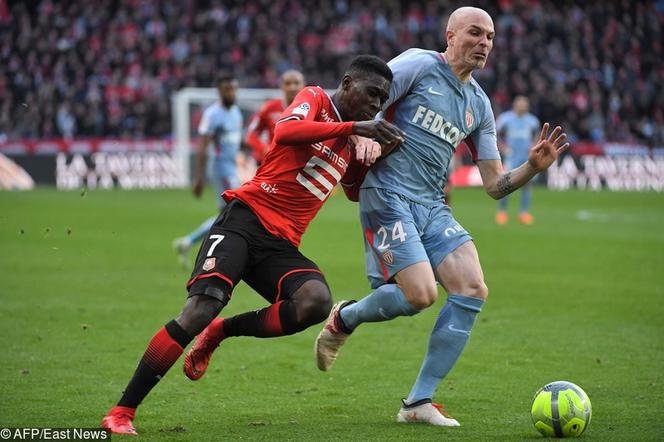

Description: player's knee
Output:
[465,278,489,300]
[404,283,438,310]
[177,295,224,336]
[293,280,332,325]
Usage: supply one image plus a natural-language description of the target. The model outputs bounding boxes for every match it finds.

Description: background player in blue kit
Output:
[172,74,244,266]
[495,96,541,225]
[315,6,570,426]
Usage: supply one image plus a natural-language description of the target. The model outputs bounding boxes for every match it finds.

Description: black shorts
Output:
[186,199,328,304]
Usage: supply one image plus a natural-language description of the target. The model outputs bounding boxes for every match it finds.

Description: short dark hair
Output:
[346,55,393,82]
[216,73,236,86]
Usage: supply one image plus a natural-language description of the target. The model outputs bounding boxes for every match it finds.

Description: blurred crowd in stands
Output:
[1,0,663,146]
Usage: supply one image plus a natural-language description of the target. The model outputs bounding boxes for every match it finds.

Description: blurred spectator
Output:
[0,0,662,146]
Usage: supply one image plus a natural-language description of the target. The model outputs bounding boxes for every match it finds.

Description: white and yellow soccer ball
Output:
[531,381,592,437]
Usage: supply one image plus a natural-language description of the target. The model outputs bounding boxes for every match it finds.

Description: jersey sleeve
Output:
[383,49,433,110]
[197,106,216,136]
[273,87,354,145]
[339,158,370,202]
[466,95,500,162]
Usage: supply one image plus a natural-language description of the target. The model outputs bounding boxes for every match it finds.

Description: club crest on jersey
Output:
[382,250,394,265]
[293,103,310,117]
[202,257,216,271]
[465,107,474,128]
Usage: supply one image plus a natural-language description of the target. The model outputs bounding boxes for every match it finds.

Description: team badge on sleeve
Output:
[202,257,216,271]
[293,103,310,117]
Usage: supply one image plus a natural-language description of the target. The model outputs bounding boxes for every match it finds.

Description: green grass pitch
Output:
[1,187,662,441]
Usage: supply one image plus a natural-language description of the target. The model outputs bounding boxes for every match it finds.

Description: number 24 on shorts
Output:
[376,221,407,250]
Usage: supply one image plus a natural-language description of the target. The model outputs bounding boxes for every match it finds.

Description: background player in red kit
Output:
[245,69,305,164]
[101,55,404,435]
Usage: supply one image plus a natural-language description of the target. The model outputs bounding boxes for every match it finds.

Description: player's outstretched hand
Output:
[528,123,570,172]
[352,120,405,147]
[349,135,381,166]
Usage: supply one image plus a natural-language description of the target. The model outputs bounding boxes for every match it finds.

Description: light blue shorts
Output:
[359,187,472,289]
[210,159,239,209]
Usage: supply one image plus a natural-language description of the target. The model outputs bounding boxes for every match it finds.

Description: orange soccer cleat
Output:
[495,211,508,225]
[518,212,534,225]
[183,317,226,380]
[101,406,137,435]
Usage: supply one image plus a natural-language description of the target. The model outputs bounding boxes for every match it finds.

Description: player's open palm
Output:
[528,123,570,172]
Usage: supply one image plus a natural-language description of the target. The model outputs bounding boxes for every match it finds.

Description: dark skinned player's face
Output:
[218,80,238,107]
[340,73,390,121]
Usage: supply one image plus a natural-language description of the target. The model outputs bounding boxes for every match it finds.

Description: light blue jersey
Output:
[495,110,540,166]
[361,48,501,204]
[198,102,243,205]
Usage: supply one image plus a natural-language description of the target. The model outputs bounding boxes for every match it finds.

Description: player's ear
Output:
[341,74,353,92]
[445,30,454,47]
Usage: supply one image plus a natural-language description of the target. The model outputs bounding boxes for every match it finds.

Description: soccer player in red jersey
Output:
[245,70,305,164]
[101,55,404,435]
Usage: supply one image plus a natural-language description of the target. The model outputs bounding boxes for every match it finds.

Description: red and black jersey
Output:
[245,98,286,163]
[224,86,355,247]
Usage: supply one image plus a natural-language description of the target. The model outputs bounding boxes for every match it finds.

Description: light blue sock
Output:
[520,186,532,213]
[498,194,509,211]
[339,284,419,332]
[406,294,484,403]
[187,215,217,244]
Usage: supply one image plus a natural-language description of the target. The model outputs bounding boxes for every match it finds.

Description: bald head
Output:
[444,6,495,80]
[446,6,494,33]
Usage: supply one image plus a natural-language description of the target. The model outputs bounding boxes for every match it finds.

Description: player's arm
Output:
[478,123,569,200]
[192,107,216,198]
[245,108,269,162]
[273,88,403,146]
[192,133,210,198]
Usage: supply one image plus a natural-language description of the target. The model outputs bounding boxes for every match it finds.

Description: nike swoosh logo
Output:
[378,308,390,319]
[428,87,445,96]
[447,324,470,335]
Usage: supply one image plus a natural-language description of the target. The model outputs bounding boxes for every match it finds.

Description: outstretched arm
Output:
[477,123,569,200]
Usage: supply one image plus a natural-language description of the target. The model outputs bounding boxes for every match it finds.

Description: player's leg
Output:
[316,188,432,371]
[404,241,486,402]
[519,182,534,224]
[223,261,333,338]
[496,194,509,224]
[398,212,484,425]
[103,207,247,434]
[496,156,511,224]
[184,202,332,379]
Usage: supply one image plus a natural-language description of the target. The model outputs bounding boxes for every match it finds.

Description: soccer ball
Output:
[531,381,592,437]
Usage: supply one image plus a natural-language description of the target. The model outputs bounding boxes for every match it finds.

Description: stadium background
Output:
[0,1,663,441]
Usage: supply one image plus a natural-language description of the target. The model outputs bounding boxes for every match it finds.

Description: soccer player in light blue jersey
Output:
[495,96,541,225]
[173,74,244,266]
[316,6,569,426]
